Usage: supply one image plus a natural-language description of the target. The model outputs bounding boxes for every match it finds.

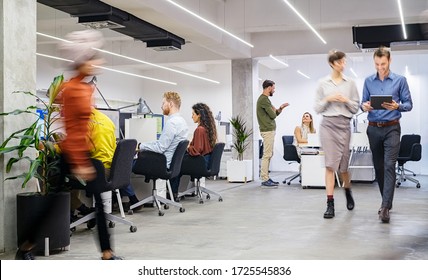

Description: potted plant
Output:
[0,75,70,254]
[226,115,253,182]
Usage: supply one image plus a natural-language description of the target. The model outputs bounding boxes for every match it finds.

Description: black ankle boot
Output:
[345,188,355,210]
[323,199,335,219]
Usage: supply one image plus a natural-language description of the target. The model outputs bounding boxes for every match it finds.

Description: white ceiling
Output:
[37,0,428,76]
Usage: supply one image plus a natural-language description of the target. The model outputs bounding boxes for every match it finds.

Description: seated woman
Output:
[294,112,316,146]
[169,103,217,201]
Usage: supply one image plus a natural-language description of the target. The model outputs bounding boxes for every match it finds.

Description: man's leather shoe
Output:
[379,207,390,223]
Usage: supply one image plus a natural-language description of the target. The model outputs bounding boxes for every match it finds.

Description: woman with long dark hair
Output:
[169,103,217,200]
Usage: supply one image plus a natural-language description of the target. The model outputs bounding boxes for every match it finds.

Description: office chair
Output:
[396,134,422,188]
[70,139,138,233]
[282,135,301,185]
[178,143,225,204]
[129,140,189,216]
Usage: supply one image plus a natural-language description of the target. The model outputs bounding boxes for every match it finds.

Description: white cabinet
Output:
[301,154,325,187]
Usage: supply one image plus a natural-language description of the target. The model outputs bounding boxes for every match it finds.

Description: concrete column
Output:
[231,59,259,180]
[0,0,37,253]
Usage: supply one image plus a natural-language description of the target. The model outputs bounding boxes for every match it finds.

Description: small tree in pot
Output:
[227,115,253,183]
[229,115,252,160]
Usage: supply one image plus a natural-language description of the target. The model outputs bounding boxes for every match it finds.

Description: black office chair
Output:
[396,134,422,188]
[130,140,189,216]
[282,135,301,185]
[70,139,138,233]
[178,143,225,204]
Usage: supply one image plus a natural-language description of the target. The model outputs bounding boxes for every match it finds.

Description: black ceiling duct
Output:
[352,23,427,49]
[38,0,185,50]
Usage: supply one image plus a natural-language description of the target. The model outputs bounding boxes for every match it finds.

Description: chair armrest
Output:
[410,143,422,161]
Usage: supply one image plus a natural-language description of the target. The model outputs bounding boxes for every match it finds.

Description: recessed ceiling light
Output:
[297,70,310,79]
[282,0,327,44]
[269,55,289,67]
[397,0,407,39]
[166,0,254,48]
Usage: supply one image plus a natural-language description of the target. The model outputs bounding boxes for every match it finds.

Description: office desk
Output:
[301,154,325,188]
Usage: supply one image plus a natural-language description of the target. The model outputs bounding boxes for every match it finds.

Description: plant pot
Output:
[226,159,253,183]
[17,192,70,253]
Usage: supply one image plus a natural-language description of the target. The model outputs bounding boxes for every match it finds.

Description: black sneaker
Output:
[15,249,35,260]
[261,180,279,188]
[268,178,279,185]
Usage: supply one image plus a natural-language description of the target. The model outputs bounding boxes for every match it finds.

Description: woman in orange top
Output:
[169,103,217,200]
[58,30,121,260]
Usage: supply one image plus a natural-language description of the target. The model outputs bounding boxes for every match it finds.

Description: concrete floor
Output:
[1,171,428,260]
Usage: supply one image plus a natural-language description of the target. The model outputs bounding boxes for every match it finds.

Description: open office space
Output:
[1,0,428,263]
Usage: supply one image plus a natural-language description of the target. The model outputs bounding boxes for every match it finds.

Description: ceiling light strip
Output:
[36,53,177,85]
[166,0,254,48]
[397,0,407,39]
[269,54,289,67]
[94,66,177,85]
[282,0,327,44]
[297,70,310,79]
[37,32,220,84]
[95,48,220,84]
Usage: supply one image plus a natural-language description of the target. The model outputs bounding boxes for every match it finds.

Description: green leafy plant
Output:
[229,115,253,161]
[0,75,64,194]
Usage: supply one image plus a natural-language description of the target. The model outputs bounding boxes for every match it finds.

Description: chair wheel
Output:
[417,183,421,188]
[206,194,211,200]
[287,182,291,185]
[70,227,76,232]
[164,204,170,210]
[87,219,96,229]
[218,197,223,202]
[282,180,287,184]
[128,210,133,215]
[108,221,115,228]
[199,199,204,204]
[179,207,185,213]
[158,211,164,216]
[130,226,137,232]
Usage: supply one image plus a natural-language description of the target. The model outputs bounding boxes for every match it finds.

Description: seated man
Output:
[129,91,188,206]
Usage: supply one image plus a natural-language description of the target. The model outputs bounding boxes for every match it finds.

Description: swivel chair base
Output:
[282,173,301,185]
[70,190,137,233]
[396,166,421,188]
[129,186,185,216]
[178,178,223,204]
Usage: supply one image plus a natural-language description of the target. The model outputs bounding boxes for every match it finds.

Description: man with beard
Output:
[139,91,189,167]
[127,91,188,207]
[256,80,289,188]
